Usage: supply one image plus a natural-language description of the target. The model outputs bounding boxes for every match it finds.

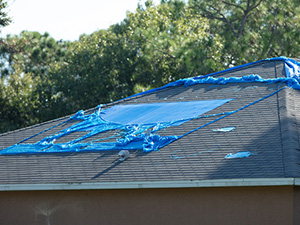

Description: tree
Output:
[0,31,71,133]
[189,0,300,66]
[126,0,224,87]
[0,31,70,77]
[51,28,138,113]
[0,0,11,29]
[0,66,40,132]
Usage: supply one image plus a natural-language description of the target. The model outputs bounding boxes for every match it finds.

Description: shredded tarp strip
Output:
[225,151,252,159]
[212,127,235,132]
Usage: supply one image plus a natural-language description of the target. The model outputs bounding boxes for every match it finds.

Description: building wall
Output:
[0,186,294,225]
[293,186,300,224]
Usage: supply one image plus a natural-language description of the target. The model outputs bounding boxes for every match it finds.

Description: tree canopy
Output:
[0,31,71,131]
[189,0,300,65]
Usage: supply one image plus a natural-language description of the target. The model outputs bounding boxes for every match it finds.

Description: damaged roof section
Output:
[0,56,300,185]
[0,99,233,154]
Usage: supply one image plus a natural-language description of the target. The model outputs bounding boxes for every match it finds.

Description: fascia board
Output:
[0,178,297,191]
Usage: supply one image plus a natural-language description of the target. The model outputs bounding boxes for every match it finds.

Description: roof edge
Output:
[0,178,298,191]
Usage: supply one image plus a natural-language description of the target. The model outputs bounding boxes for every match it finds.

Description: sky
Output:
[1,0,160,41]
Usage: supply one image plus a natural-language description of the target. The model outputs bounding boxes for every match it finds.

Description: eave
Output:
[0,177,299,191]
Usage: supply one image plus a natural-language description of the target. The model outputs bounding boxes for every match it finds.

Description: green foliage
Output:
[0,66,40,132]
[126,0,224,87]
[0,31,71,132]
[51,29,138,113]
[189,0,300,65]
[0,0,11,29]
[0,31,70,77]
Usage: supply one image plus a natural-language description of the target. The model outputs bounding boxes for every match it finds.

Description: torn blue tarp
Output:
[225,151,252,159]
[200,56,300,81]
[1,136,179,154]
[0,99,232,155]
[177,74,300,89]
[212,127,235,132]
[282,58,300,80]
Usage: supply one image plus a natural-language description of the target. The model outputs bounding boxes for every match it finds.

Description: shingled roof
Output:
[1,57,300,190]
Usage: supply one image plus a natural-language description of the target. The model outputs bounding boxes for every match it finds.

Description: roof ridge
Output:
[277,88,300,177]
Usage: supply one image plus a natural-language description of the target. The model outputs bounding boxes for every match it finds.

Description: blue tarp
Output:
[225,151,252,159]
[0,100,232,154]
[101,100,232,125]
[212,127,235,132]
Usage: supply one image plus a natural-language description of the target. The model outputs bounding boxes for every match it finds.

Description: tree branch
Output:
[191,0,264,39]
[222,0,245,12]
[206,4,239,38]
[249,0,263,11]
[237,0,263,38]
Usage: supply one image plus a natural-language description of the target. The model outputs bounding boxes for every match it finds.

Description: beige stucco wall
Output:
[293,186,300,224]
[0,186,294,225]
